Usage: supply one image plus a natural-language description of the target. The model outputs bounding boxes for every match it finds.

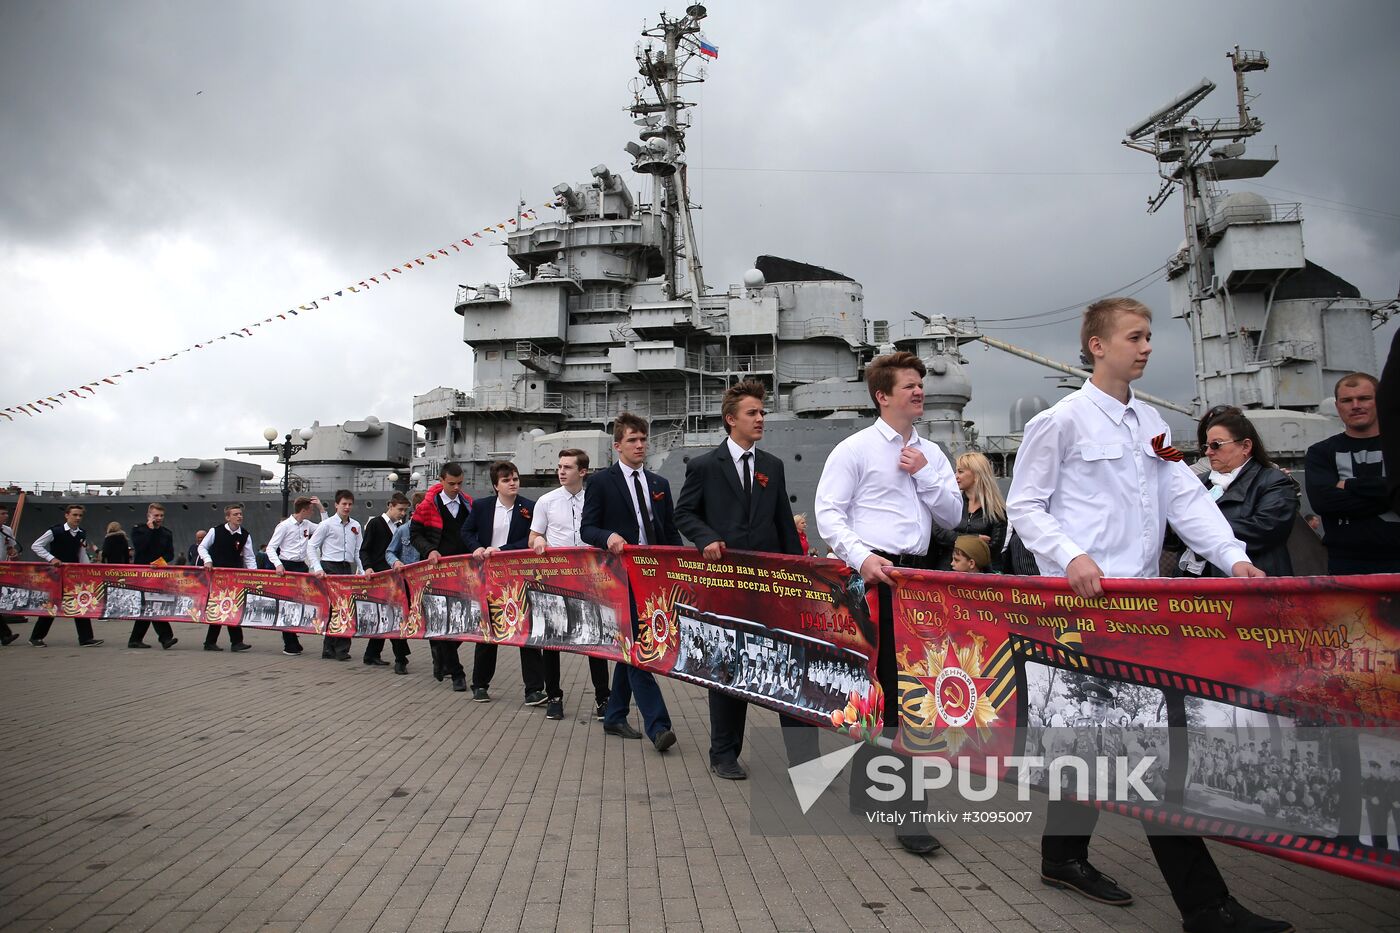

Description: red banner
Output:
[204,568,330,634]
[622,547,878,731]
[63,564,208,622]
[400,556,484,641]
[0,562,60,616]
[889,569,1400,888]
[323,570,408,639]
[479,548,628,661]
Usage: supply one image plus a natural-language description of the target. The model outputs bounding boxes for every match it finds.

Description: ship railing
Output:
[1207,201,1301,237]
[1246,339,1317,364]
[454,390,564,413]
[777,360,851,382]
[778,317,854,340]
[649,428,686,452]
[680,352,777,373]
[455,284,512,306]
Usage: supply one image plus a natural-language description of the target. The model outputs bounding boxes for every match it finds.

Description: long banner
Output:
[2,554,1397,886]
[889,569,1400,888]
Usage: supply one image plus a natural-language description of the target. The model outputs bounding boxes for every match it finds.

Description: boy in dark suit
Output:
[676,379,817,779]
[409,462,474,691]
[580,412,680,753]
[461,461,542,703]
[360,491,412,673]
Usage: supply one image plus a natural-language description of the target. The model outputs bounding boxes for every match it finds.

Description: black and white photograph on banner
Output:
[142,591,196,618]
[1023,661,1170,802]
[527,589,568,643]
[243,592,279,628]
[352,599,402,637]
[798,647,871,715]
[422,593,448,637]
[0,586,50,612]
[276,600,307,630]
[1358,734,1400,851]
[673,608,737,687]
[101,585,143,619]
[734,631,803,704]
[1185,699,1349,840]
[566,595,617,647]
[423,592,478,638]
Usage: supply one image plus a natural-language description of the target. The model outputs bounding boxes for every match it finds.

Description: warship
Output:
[4,12,1394,558]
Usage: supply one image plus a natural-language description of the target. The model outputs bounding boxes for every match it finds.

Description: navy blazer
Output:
[675,441,803,556]
[460,495,535,552]
[580,462,683,548]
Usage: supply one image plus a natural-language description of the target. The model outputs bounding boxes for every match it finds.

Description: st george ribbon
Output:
[2,554,1397,886]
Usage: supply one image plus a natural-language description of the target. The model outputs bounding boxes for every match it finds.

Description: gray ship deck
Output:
[1,626,1396,932]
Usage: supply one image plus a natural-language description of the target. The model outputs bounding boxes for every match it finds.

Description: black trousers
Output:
[278,560,309,652]
[848,581,925,825]
[1328,555,1400,575]
[709,691,819,767]
[363,637,410,662]
[541,650,611,703]
[32,616,95,644]
[128,619,174,645]
[471,643,544,694]
[320,561,355,659]
[205,622,244,646]
[1043,802,1228,916]
[431,640,465,678]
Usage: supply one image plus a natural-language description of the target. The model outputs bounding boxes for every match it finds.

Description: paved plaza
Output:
[1,625,1397,932]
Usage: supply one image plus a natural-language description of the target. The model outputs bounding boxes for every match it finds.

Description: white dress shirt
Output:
[491,499,514,548]
[439,490,463,519]
[621,465,656,545]
[308,516,364,573]
[1007,380,1248,578]
[531,485,585,547]
[266,515,318,569]
[31,525,91,563]
[197,524,258,569]
[726,436,756,490]
[814,418,963,572]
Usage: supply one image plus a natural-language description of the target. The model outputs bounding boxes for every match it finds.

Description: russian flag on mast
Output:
[698,34,718,59]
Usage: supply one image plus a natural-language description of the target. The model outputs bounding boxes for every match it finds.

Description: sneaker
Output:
[127,641,152,649]
[393,660,408,675]
[29,639,46,647]
[230,643,251,652]
[203,643,223,651]
[451,675,467,692]
[595,700,607,721]
[524,690,548,707]
[282,648,303,656]
[80,639,104,647]
[545,700,564,720]
[471,687,490,702]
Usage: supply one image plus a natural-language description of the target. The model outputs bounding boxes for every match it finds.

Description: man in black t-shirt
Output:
[128,503,179,649]
[1305,372,1400,574]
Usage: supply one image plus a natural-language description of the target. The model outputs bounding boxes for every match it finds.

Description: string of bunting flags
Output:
[0,198,565,423]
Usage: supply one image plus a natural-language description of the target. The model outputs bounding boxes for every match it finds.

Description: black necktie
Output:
[632,470,658,545]
[741,451,753,498]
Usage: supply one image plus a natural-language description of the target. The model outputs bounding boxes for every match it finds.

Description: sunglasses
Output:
[1204,438,1243,451]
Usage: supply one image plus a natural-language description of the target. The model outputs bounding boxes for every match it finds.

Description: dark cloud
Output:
[1,0,1396,481]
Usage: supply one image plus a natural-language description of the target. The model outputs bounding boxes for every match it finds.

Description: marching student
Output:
[409,462,474,692]
[128,503,179,649]
[580,412,680,753]
[308,489,364,661]
[529,448,611,721]
[814,350,963,855]
[361,491,412,673]
[265,496,324,655]
[30,504,103,647]
[675,379,817,779]
[462,461,542,704]
[1006,297,1286,933]
[197,503,256,651]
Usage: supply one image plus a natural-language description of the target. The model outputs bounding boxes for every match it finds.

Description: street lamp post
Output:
[264,427,315,516]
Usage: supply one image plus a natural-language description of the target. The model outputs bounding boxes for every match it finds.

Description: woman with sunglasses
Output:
[1180,410,1299,576]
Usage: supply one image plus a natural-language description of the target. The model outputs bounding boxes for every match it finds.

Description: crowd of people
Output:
[4,297,1398,933]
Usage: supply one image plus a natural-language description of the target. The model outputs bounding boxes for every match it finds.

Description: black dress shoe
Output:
[364,657,390,666]
[393,660,408,675]
[604,722,643,740]
[652,729,677,752]
[1182,897,1294,933]
[451,675,467,692]
[230,643,251,652]
[128,641,152,649]
[1040,858,1133,906]
[896,832,942,855]
[80,639,104,647]
[161,638,179,649]
[29,639,45,647]
[1,632,19,646]
[204,643,223,651]
[321,652,335,659]
[712,760,747,780]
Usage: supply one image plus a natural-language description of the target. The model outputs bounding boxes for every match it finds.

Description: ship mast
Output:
[628,4,708,308]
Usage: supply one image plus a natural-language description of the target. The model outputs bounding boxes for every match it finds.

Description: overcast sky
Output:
[2,0,1397,484]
